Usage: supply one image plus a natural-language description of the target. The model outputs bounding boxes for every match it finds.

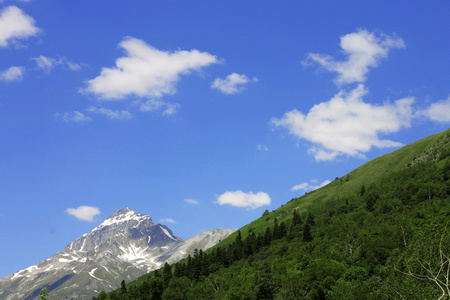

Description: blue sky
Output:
[0,1,449,278]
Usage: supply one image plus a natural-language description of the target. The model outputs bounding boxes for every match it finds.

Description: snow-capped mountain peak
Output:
[0,208,235,300]
[93,207,154,231]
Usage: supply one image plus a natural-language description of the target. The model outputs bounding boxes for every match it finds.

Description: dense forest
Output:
[96,130,450,299]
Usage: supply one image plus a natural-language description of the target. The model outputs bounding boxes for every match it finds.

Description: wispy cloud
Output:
[256,144,268,152]
[160,218,176,224]
[291,179,331,192]
[272,84,414,161]
[87,106,133,120]
[136,99,181,116]
[56,111,91,123]
[211,73,258,94]
[216,190,271,210]
[84,37,218,100]
[31,55,81,72]
[184,199,199,205]
[304,29,404,85]
[0,6,40,47]
[0,66,24,82]
[65,206,100,222]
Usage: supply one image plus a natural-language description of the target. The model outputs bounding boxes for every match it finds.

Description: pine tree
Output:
[264,227,272,246]
[232,231,244,260]
[120,280,127,294]
[303,223,313,242]
[162,262,172,287]
[360,185,366,197]
[292,209,301,226]
[279,221,287,238]
[306,212,315,226]
[273,218,280,239]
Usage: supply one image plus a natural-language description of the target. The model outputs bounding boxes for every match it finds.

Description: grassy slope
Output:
[219,128,450,245]
[126,128,449,289]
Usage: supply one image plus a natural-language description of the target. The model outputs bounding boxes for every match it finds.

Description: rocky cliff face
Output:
[0,208,235,300]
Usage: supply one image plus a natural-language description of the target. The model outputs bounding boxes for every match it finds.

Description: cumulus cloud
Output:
[216,190,271,210]
[66,206,100,222]
[304,29,404,85]
[0,6,40,47]
[87,106,133,120]
[31,55,81,72]
[84,37,218,100]
[0,65,24,82]
[160,218,177,224]
[184,199,199,205]
[272,84,414,161]
[211,73,258,94]
[423,97,450,123]
[291,179,331,192]
[56,111,91,123]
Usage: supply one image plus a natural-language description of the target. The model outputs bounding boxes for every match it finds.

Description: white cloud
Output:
[256,144,268,152]
[216,190,271,210]
[0,65,24,82]
[66,206,100,222]
[31,55,81,72]
[184,199,199,205]
[211,73,257,94]
[84,37,218,100]
[162,103,180,116]
[160,218,176,224]
[138,99,165,112]
[32,55,59,72]
[304,29,404,85]
[0,6,40,47]
[136,99,181,116]
[272,84,414,161]
[291,179,331,192]
[87,106,133,120]
[424,97,450,123]
[57,111,91,123]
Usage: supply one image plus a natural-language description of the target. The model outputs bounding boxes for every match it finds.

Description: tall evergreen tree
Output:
[162,262,172,287]
[264,227,272,246]
[303,223,313,242]
[273,218,280,239]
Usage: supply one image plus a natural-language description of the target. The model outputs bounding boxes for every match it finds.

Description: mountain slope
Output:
[224,128,450,242]
[0,208,235,300]
[110,128,450,299]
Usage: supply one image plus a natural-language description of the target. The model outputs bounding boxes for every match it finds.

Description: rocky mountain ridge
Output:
[0,208,235,300]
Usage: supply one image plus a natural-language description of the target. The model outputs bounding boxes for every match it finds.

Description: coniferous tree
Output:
[306,212,315,227]
[360,185,366,197]
[264,227,272,246]
[303,222,313,242]
[273,218,280,239]
[232,231,244,261]
[162,262,172,287]
[120,280,127,294]
[279,221,287,238]
[292,209,301,226]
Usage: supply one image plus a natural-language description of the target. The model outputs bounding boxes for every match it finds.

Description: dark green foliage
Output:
[302,223,313,242]
[120,280,127,294]
[99,137,450,300]
[359,185,365,197]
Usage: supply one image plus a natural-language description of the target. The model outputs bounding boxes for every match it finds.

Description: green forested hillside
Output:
[98,129,450,300]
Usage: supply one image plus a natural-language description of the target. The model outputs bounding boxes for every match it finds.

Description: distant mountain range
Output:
[0,207,235,300]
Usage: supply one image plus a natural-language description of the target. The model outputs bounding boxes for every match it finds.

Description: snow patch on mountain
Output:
[0,208,235,300]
